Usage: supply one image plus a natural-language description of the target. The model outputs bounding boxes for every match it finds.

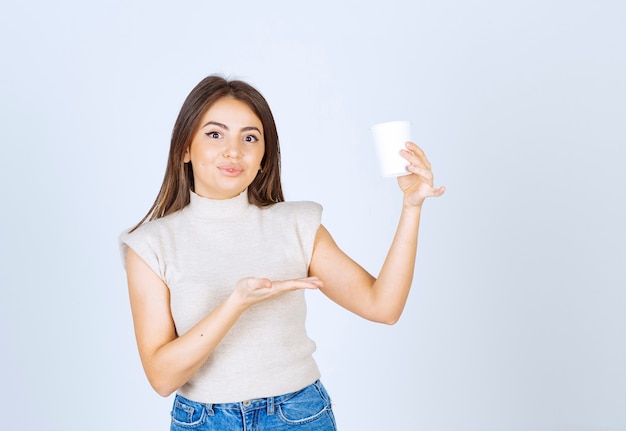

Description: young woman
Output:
[120,75,445,430]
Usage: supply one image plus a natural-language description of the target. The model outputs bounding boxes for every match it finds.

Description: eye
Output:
[244,135,259,143]
[205,131,222,139]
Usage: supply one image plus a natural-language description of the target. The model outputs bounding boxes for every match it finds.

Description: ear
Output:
[183,147,191,163]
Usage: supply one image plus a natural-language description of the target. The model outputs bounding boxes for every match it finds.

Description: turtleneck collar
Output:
[186,189,253,220]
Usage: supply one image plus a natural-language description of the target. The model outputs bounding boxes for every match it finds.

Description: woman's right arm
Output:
[125,248,322,397]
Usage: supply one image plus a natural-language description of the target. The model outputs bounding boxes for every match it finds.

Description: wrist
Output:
[402,199,424,212]
[225,291,249,315]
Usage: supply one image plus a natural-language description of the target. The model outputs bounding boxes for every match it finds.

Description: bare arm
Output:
[125,248,322,396]
[309,141,445,324]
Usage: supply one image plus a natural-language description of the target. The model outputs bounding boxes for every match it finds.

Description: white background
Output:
[1,1,625,430]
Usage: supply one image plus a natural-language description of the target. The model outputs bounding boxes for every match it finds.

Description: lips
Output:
[218,164,244,176]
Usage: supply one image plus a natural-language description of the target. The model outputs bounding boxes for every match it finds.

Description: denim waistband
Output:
[176,380,321,415]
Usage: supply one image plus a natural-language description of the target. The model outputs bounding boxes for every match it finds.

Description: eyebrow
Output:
[202,121,261,134]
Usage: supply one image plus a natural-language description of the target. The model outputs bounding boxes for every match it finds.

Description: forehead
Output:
[201,97,262,128]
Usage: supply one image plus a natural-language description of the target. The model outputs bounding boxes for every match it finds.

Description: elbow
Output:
[366,310,402,325]
[153,384,175,398]
[368,302,405,325]
[379,314,401,325]
[150,378,178,398]
[145,370,180,398]
[384,316,401,325]
[141,351,189,398]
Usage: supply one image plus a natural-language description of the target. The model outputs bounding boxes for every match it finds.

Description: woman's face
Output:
[184,97,265,200]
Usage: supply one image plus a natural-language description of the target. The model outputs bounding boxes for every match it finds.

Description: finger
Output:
[296,277,324,288]
[273,278,323,292]
[241,277,270,290]
[404,142,432,169]
[432,185,446,197]
[401,148,432,171]
[301,276,322,283]
[406,164,434,181]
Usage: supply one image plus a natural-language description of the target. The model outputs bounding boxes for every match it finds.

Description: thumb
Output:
[431,185,446,197]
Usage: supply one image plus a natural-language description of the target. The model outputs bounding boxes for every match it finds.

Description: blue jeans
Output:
[170,380,337,430]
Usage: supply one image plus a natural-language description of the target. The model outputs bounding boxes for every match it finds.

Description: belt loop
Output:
[267,396,275,415]
[205,403,215,416]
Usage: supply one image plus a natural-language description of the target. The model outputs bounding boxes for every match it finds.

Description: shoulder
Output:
[262,201,323,262]
[262,200,323,224]
[117,210,186,270]
[267,200,323,216]
[263,201,323,240]
[120,211,183,244]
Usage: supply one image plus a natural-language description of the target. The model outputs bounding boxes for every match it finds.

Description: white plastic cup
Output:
[370,120,412,177]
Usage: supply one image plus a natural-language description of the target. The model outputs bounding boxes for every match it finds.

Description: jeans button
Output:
[242,400,251,407]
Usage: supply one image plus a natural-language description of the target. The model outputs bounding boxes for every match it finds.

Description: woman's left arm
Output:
[308,141,445,324]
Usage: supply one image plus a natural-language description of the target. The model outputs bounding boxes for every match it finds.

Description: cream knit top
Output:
[120,190,323,403]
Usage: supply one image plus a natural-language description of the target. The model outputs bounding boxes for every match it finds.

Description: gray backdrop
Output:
[1,1,625,430]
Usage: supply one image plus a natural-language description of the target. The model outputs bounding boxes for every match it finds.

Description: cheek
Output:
[257,146,266,165]
[195,156,209,167]
[192,147,216,166]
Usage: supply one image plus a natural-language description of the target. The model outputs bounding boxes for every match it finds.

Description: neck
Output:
[186,189,252,220]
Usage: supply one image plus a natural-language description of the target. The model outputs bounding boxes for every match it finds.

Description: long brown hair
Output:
[130,75,284,232]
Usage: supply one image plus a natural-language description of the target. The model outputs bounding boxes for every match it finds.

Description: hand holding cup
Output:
[370,120,445,206]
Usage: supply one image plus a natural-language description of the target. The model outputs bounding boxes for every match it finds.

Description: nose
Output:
[223,138,242,158]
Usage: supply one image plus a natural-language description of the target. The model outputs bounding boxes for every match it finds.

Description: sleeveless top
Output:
[120,190,323,403]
